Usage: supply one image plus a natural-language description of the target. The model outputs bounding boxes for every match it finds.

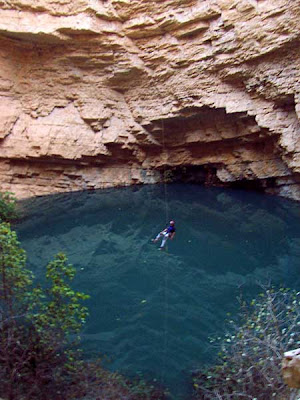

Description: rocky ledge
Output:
[0,0,300,200]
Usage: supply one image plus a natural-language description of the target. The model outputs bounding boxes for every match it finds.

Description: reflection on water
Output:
[15,184,300,399]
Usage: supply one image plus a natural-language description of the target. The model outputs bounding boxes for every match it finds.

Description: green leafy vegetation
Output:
[0,223,88,399]
[0,192,18,223]
[0,192,165,400]
[193,288,300,400]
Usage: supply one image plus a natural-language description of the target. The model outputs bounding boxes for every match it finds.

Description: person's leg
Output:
[160,232,169,248]
[152,232,163,243]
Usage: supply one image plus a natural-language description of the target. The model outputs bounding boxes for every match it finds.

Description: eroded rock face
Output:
[0,0,300,199]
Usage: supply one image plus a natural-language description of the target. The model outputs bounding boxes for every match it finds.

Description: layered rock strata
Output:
[0,0,300,199]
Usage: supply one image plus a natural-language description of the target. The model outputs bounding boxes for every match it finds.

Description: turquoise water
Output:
[16,184,300,399]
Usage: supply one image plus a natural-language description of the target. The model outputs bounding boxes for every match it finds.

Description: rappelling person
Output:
[151,220,176,250]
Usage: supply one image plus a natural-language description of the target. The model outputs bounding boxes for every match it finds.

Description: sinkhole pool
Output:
[16,184,300,399]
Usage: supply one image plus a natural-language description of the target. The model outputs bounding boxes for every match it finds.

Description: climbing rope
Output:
[161,118,170,223]
[160,117,171,389]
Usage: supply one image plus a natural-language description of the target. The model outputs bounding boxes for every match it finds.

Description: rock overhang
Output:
[0,0,299,200]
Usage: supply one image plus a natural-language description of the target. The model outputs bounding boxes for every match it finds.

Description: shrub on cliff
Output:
[193,288,300,400]
[0,191,18,223]
[0,222,90,399]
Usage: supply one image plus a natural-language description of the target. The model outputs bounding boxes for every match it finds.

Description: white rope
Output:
[161,119,170,222]
[160,118,171,388]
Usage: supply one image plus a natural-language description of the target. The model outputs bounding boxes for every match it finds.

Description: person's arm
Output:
[170,232,175,240]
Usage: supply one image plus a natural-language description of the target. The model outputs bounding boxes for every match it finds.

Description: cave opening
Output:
[229,177,277,193]
[160,165,280,195]
[161,165,219,185]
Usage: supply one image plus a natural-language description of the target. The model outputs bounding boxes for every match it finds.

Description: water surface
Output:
[16,184,300,399]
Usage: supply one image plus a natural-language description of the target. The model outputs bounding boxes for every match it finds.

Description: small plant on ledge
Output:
[0,191,18,223]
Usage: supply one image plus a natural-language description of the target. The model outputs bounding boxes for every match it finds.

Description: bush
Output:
[0,192,18,222]
[193,288,300,400]
[0,223,90,399]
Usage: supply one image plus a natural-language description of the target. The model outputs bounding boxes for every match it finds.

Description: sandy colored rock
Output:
[0,0,299,199]
[282,349,300,389]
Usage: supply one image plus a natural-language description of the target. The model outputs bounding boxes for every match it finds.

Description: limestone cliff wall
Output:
[0,0,300,199]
